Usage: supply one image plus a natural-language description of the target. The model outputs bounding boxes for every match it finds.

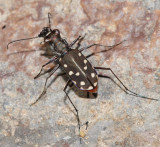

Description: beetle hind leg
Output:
[95,67,158,101]
[92,93,97,97]
[87,92,90,98]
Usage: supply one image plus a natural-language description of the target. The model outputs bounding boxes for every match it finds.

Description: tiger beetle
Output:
[7,13,158,138]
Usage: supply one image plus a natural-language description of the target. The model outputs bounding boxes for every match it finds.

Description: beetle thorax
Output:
[52,37,68,55]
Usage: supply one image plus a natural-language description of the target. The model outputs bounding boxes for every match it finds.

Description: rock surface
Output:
[0,0,160,146]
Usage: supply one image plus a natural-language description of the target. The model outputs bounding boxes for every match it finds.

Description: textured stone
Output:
[0,0,160,146]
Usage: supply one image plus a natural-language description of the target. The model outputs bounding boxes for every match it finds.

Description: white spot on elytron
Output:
[73,81,76,84]
[80,81,85,86]
[94,82,97,87]
[87,86,93,90]
[84,66,87,70]
[78,53,81,56]
[59,58,62,61]
[76,72,80,76]
[84,60,87,64]
[64,64,67,68]
[91,73,95,78]
[69,71,74,75]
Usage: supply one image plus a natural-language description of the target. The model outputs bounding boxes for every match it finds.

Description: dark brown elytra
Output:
[7,13,158,140]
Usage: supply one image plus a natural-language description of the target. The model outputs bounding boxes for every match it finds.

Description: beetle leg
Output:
[70,34,86,48]
[87,92,90,98]
[69,82,74,87]
[80,40,126,57]
[69,36,81,47]
[79,43,112,52]
[75,34,86,49]
[92,93,97,97]
[84,121,89,130]
[61,38,69,46]
[63,80,81,135]
[30,65,60,106]
[95,67,158,101]
[34,56,58,79]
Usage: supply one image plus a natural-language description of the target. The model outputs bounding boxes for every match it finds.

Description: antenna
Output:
[7,36,39,50]
[48,12,52,28]
[7,13,52,50]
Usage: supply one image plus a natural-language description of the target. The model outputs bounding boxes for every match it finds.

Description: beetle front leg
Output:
[75,34,86,49]
[69,34,86,48]
[69,36,81,47]
[95,67,158,101]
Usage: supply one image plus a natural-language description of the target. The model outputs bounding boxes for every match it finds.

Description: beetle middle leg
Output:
[34,56,58,79]
[30,64,60,106]
[79,39,126,58]
[79,40,126,52]
[63,80,81,135]
[95,67,158,101]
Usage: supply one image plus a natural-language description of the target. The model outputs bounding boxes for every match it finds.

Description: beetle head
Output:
[38,27,51,38]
